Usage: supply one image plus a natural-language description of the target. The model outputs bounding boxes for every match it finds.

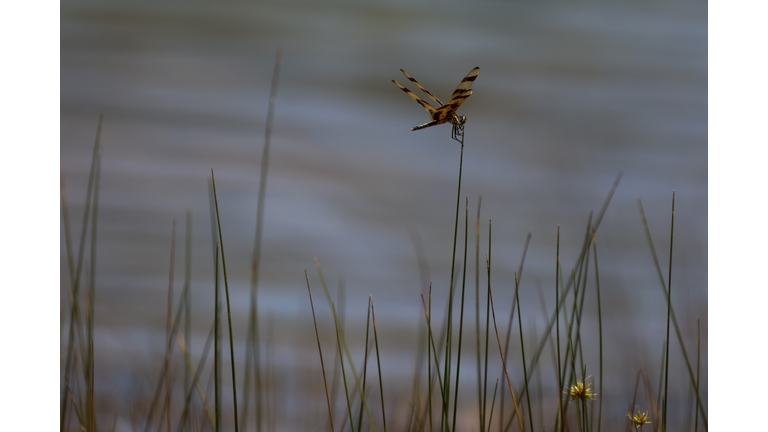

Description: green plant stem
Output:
[243,47,282,432]
[483,221,492,432]
[306,271,335,432]
[487,379,498,432]
[499,233,531,431]
[164,221,177,432]
[142,264,196,432]
[638,200,706,428]
[175,323,216,432]
[357,298,373,432]
[313,261,378,432]
[211,169,240,432]
[87,132,102,432]
[61,115,103,432]
[515,272,535,432]
[555,226,564,432]
[332,302,356,432]
[183,210,193,432]
[487,252,524,432]
[592,232,604,432]
[662,192,675,432]
[451,197,470,432]
[695,319,700,432]
[420,293,448,424]
[443,129,466,432]
[427,284,434,432]
[371,300,387,432]
[475,196,483,432]
[215,244,220,432]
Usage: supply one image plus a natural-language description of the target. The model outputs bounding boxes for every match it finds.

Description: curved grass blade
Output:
[243,47,282,432]
[306,270,335,432]
[210,169,240,432]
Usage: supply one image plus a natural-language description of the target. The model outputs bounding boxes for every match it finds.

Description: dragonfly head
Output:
[453,114,467,126]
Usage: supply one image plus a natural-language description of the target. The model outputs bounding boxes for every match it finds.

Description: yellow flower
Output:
[627,409,651,429]
[567,377,596,401]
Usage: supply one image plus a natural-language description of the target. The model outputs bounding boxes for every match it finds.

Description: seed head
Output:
[567,378,596,402]
[627,409,651,429]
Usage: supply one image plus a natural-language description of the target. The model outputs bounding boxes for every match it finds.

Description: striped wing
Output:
[392,79,437,116]
[400,69,444,107]
[434,67,480,122]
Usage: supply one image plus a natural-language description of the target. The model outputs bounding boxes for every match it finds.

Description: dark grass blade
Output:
[61,115,103,432]
[442,128,466,432]
[429,286,433,432]
[555,226,565,432]
[656,342,665,430]
[266,316,276,432]
[313,260,378,432]
[662,192,675,432]
[533,280,562,432]
[564,324,580,431]
[215,243,221,432]
[332,301,356,432]
[486,247,524,432]
[563,269,584,425]
[176,324,216,432]
[165,221,177,432]
[210,168,240,432]
[184,210,193,432]
[514,272,534,432]
[486,380,498,432]
[498,233,531,430]
[426,287,434,432]
[451,197,470,432]
[371,299,387,432]
[695,319,701,432]
[306,270,335,432]
[408,311,427,432]
[156,364,180,432]
[86,120,103,432]
[592,231,604,432]
[60,170,76,311]
[482,222,492,432]
[530,322,544,432]
[474,196,483,432]
[357,298,373,432]
[419,292,448,426]
[336,312,379,432]
[571,217,594,378]
[63,367,85,430]
[637,199,707,428]
[242,47,282,432]
[207,178,220,272]
[90,338,95,432]
[629,369,660,432]
[407,227,432,432]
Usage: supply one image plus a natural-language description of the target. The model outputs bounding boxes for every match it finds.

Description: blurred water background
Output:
[60,0,707,430]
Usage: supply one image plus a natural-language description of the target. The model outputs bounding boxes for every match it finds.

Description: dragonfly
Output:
[392,67,479,142]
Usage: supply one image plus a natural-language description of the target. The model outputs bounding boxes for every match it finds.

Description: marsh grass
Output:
[60,98,706,432]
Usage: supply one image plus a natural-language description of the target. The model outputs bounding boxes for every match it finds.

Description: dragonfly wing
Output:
[411,120,440,131]
[441,67,480,118]
[393,79,437,116]
[400,69,444,107]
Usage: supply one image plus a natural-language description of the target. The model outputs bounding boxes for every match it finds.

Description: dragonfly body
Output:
[392,67,479,140]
